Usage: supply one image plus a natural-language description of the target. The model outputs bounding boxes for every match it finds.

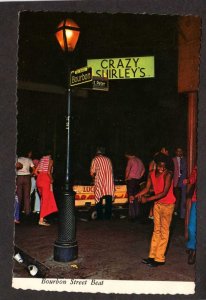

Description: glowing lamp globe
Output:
[55,19,80,52]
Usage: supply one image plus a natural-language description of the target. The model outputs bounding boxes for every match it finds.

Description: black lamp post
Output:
[53,18,80,262]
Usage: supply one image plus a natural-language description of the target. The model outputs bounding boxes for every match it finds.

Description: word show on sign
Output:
[96,67,146,79]
[70,67,92,86]
[87,56,155,80]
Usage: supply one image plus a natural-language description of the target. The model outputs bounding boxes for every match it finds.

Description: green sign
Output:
[87,56,155,80]
[70,66,92,86]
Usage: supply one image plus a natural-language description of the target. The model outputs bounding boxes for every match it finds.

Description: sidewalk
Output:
[13,214,195,281]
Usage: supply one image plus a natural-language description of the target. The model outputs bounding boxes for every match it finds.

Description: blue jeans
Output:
[186,202,197,250]
[14,194,20,221]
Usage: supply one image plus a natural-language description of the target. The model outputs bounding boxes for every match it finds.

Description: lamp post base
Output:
[54,240,78,262]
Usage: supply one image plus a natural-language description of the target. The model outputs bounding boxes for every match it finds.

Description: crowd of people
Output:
[90,146,197,267]
[15,145,197,267]
[15,150,58,226]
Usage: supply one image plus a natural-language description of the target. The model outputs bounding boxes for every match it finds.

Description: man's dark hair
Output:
[154,153,168,164]
[174,147,184,155]
[154,152,174,172]
[17,149,32,157]
[125,148,136,156]
[96,146,105,155]
[161,146,169,152]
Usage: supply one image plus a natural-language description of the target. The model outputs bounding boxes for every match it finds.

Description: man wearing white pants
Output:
[31,176,40,213]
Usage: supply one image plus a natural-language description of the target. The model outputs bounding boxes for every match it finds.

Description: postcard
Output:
[0,1,205,299]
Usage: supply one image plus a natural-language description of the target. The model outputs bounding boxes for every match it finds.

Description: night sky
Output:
[17,12,187,185]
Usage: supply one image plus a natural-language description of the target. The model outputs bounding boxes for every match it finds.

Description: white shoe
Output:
[14,253,23,263]
[120,215,127,219]
[28,265,38,276]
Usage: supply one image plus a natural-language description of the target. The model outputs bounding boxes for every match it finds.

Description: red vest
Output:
[151,171,176,204]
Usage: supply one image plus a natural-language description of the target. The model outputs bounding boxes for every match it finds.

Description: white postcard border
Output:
[12,278,195,295]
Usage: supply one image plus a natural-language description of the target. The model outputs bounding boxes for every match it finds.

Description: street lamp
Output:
[55,19,80,52]
[53,18,80,262]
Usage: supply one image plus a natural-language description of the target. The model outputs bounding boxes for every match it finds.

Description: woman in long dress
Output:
[35,153,58,226]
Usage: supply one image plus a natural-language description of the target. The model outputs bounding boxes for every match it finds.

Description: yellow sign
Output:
[70,66,92,86]
[87,56,155,80]
[73,185,128,207]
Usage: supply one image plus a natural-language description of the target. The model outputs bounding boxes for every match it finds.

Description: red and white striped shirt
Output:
[37,155,50,173]
[90,155,115,202]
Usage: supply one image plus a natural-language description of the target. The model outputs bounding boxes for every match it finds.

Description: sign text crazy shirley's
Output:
[87,56,155,80]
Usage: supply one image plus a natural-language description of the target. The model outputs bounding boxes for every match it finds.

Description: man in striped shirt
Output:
[90,147,115,220]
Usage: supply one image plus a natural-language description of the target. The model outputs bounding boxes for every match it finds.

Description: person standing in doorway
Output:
[90,147,115,220]
[125,150,145,221]
[173,147,187,218]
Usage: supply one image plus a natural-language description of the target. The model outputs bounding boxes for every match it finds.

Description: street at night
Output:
[14,9,199,295]
[0,0,206,300]
[14,214,194,282]
[1,1,206,300]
